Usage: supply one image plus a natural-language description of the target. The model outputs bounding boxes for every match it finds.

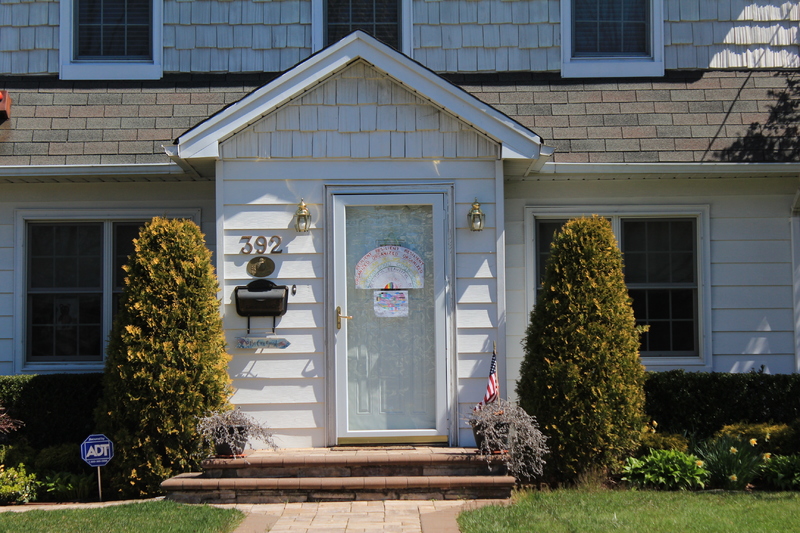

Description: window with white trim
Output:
[531,210,707,363]
[561,0,664,78]
[26,221,144,363]
[326,0,401,49]
[59,0,162,80]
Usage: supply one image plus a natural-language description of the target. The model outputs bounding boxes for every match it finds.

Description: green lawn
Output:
[458,490,800,533]
[0,500,244,533]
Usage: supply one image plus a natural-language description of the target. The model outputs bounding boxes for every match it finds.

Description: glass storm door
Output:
[333,194,448,443]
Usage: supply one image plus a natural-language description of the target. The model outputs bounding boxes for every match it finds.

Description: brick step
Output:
[161,447,516,503]
[200,449,506,478]
[162,473,515,503]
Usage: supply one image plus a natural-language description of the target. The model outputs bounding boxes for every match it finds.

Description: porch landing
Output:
[161,447,515,503]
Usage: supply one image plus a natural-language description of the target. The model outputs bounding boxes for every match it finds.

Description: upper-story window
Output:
[75,0,152,60]
[59,0,162,80]
[561,0,664,78]
[313,0,411,55]
[326,0,401,50]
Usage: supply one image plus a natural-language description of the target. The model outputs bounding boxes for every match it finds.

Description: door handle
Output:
[336,306,352,330]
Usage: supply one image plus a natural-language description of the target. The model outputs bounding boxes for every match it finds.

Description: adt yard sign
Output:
[81,434,114,467]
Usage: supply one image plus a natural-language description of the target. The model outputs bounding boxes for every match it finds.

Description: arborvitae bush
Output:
[96,217,231,498]
[517,216,647,482]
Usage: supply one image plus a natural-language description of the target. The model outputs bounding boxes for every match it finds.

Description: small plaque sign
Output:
[236,337,291,349]
[247,256,275,277]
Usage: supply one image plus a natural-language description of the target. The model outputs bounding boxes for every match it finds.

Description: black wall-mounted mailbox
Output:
[234,279,289,317]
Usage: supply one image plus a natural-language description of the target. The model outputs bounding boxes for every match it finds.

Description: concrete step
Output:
[161,447,515,503]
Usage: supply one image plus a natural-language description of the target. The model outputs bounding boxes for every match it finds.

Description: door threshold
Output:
[337,436,449,446]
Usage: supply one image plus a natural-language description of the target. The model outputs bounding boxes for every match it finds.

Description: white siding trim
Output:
[524,205,712,370]
[792,213,800,373]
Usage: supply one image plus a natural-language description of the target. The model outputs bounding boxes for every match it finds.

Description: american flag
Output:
[475,343,499,410]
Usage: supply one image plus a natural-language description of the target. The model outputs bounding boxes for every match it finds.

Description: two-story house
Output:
[1,0,799,448]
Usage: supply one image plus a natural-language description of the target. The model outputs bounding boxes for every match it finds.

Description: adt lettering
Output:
[86,444,111,458]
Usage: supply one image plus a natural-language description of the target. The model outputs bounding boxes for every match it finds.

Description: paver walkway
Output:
[220,500,486,533]
[0,497,507,532]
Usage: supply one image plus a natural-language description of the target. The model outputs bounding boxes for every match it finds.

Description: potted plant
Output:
[197,408,278,457]
[467,398,549,481]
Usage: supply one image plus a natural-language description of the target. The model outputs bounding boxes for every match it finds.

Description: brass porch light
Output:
[467,198,485,232]
[294,199,311,232]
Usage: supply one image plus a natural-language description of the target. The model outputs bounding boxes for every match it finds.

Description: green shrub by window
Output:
[96,217,231,498]
[645,370,800,438]
[0,374,103,449]
[622,449,709,490]
[517,216,647,481]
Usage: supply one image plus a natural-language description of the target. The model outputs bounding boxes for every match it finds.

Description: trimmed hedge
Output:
[645,370,800,438]
[0,374,103,448]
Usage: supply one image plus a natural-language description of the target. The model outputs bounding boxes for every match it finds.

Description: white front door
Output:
[332,193,449,444]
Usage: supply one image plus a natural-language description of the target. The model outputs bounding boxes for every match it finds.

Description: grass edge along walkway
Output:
[0,499,245,533]
[457,489,800,533]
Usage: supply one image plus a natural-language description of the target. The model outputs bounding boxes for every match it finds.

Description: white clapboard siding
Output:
[0,248,11,271]
[711,240,792,263]
[222,179,326,205]
[270,429,327,448]
[710,217,791,241]
[458,353,496,379]
[712,331,795,356]
[456,330,497,353]
[237,403,325,430]
[712,309,794,333]
[0,294,11,316]
[710,195,793,218]
[228,353,324,380]
[456,254,497,279]
[456,305,497,329]
[0,317,11,339]
[711,263,792,286]
[231,377,324,405]
[712,355,796,374]
[711,286,793,309]
[457,280,496,304]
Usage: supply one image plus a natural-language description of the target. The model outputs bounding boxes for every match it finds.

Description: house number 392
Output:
[240,235,282,254]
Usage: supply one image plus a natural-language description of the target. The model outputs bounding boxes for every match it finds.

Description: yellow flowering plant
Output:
[696,436,766,490]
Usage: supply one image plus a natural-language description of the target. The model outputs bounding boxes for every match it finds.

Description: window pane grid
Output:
[535,216,698,358]
[76,0,152,59]
[326,0,400,49]
[26,220,145,363]
[573,0,650,57]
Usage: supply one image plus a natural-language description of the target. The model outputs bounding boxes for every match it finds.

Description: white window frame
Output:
[14,209,200,373]
[525,205,711,369]
[560,0,664,78]
[59,0,163,80]
[312,0,413,56]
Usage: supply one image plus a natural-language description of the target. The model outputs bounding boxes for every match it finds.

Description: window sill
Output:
[561,57,664,79]
[60,61,163,81]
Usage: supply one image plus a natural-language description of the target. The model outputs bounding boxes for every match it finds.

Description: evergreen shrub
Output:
[517,216,647,481]
[645,370,800,438]
[96,217,231,498]
[716,422,797,456]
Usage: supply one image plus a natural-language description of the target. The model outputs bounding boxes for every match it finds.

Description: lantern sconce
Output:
[467,198,485,232]
[294,199,311,233]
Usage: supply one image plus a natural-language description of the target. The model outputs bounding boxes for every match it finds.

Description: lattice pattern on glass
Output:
[327,0,400,49]
[573,0,649,56]
[622,219,697,356]
[27,223,104,361]
[75,0,152,59]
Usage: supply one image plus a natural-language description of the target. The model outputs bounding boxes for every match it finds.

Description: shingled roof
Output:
[1,69,798,168]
